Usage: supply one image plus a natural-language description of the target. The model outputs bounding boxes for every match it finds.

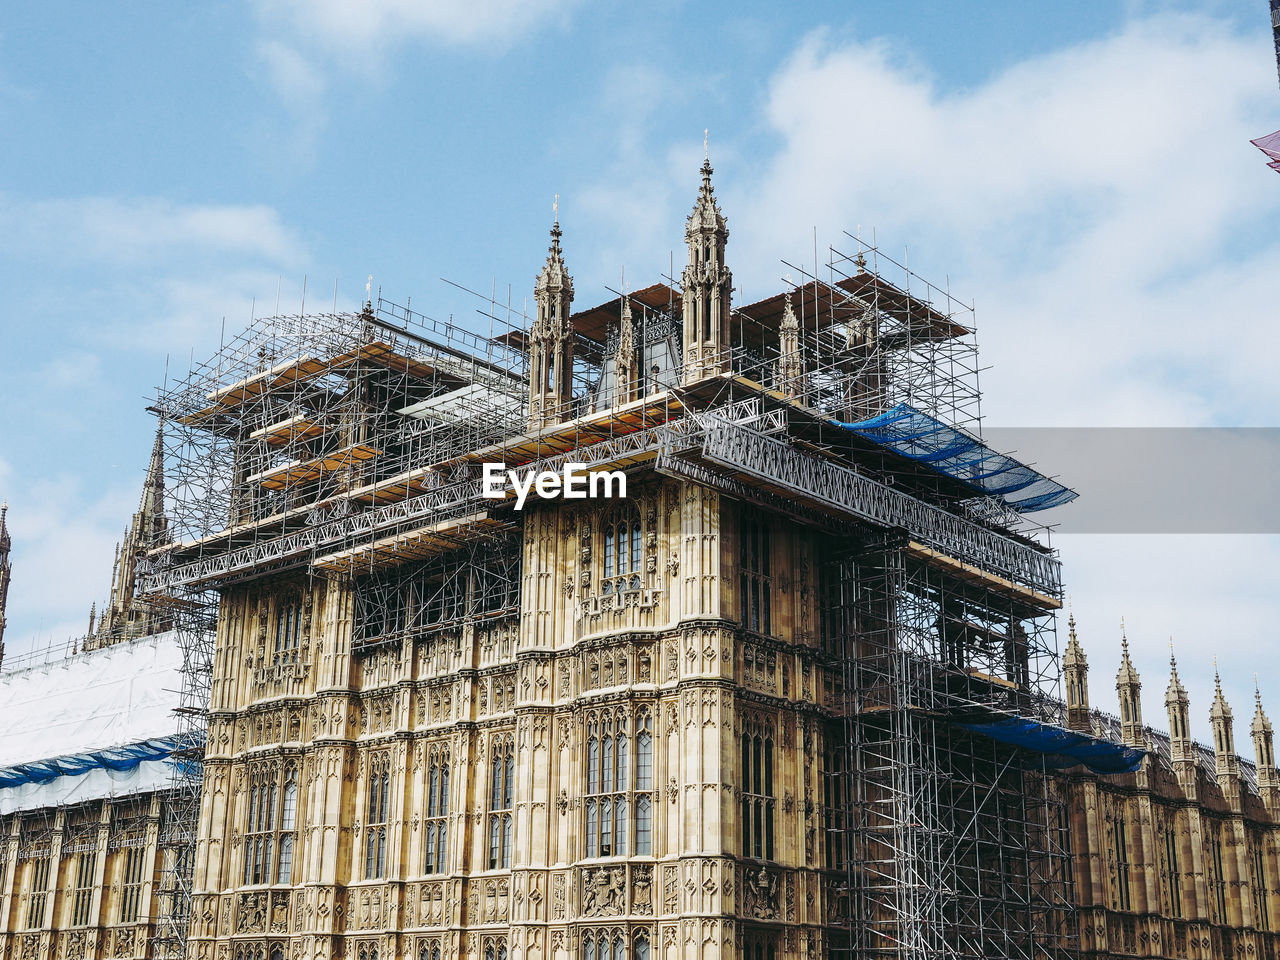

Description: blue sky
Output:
[1,0,1278,742]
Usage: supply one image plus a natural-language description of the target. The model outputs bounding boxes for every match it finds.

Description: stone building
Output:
[1060,618,1280,959]
[0,455,191,960]
[2,158,1278,960]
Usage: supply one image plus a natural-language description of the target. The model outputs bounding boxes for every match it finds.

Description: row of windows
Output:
[244,767,298,885]
[585,713,654,858]
[237,711,788,887]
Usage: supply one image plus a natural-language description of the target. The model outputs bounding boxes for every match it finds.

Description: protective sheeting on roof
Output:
[1252,130,1280,168]
[959,716,1145,774]
[829,404,1078,512]
[0,757,176,816]
[0,632,183,812]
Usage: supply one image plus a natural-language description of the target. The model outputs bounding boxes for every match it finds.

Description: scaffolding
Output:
[137,234,1082,959]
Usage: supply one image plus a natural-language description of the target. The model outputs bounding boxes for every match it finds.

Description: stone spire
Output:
[0,501,10,671]
[1165,640,1193,761]
[680,139,732,382]
[89,422,171,649]
[1115,619,1144,748]
[1062,611,1091,733]
[613,295,639,407]
[777,289,804,398]
[528,200,575,431]
[1210,664,1241,782]
[1253,679,1279,805]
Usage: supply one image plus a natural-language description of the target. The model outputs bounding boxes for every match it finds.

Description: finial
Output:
[365,275,373,310]
[553,193,559,226]
[1120,616,1129,656]
[1257,673,1263,707]
[704,128,709,161]
[1214,657,1222,691]
[1169,637,1177,668]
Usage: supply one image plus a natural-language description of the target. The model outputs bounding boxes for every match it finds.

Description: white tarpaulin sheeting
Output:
[0,632,184,813]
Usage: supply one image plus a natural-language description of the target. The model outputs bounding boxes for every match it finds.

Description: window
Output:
[582,929,626,960]
[823,733,849,870]
[585,710,655,858]
[1254,838,1271,931]
[278,768,298,884]
[602,509,643,594]
[419,946,442,960]
[424,746,450,874]
[274,595,302,661]
[1113,813,1131,911]
[245,764,300,885]
[25,857,50,929]
[483,941,508,960]
[71,850,97,926]
[1163,824,1182,919]
[744,933,778,960]
[365,755,391,879]
[741,718,776,860]
[488,736,515,869]
[1208,823,1228,923]
[119,844,146,922]
[739,511,771,635]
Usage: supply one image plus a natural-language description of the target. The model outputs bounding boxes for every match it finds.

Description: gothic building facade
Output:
[1060,620,1280,960]
[0,160,1278,960]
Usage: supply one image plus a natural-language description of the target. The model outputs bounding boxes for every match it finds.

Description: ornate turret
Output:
[0,501,11,671]
[680,137,732,382]
[1063,612,1091,732]
[1252,680,1279,808]
[777,289,804,398]
[1116,620,1144,748]
[86,423,171,650]
[613,295,639,406]
[1166,642,1193,761]
[1210,665,1241,784]
[528,201,575,431]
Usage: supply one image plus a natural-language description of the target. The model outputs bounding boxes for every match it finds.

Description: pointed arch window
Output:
[585,708,654,858]
[365,755,391,879]
[488,736,515,869]
[424,744,450,874]
[274,593,302,662]
[244,762,300,885]
[602,507,643,595]
[741,718,776,860]
[739,509,772,635]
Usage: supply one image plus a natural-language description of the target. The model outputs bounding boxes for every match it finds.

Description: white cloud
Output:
[0,195,306,267]
[574,14,1280,745]
[252,0,580,54]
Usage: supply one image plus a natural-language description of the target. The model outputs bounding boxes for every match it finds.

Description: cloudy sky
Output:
[0,1,1277,743]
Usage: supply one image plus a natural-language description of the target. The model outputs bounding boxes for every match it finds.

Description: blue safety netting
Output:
[829,404,1077,512]
[959,717,1144,774]
[0,736,181,788]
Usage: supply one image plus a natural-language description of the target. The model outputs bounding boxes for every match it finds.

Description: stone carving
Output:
[742,866,779,920]
[236,892,267,933]
[633,865,653,915]
[664,865,679,914]
[582,866,626,917]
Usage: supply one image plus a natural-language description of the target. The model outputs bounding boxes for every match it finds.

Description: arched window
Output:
[274,594,302,660]
[634,931,650,960]
[365,755,390,879]
[277,766,298,884]
[739,509,772,635]
[741,719,776,860]
[244,766,277,884]
[602,508,643,594]
[488,737,514,869]
[270,947,285,960]
[585,709,655,858]
[424,745,450,873]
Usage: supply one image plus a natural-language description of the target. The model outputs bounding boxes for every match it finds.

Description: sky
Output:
[0,0,1278,745]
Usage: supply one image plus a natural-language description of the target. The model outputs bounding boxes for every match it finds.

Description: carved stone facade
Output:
[1059,636,1280,960]
[185,475,842,960]
[0,794,172,960]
